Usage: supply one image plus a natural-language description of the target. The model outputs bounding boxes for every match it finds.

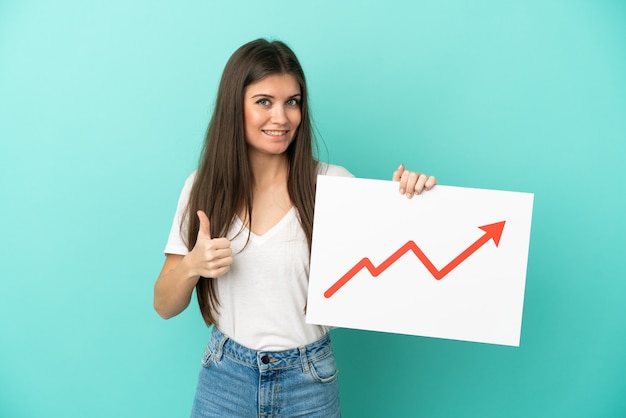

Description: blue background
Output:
[1,1,625,417]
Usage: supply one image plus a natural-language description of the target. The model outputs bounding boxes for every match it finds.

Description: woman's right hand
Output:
[187,210,233,279]
[153,210,233,319]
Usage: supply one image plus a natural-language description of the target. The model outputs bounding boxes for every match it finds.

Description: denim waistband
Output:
[208,327,332,372]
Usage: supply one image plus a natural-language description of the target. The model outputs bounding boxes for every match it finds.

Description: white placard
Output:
[306,176,534,346]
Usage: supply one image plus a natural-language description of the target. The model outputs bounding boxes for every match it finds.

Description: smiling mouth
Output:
[263,130,289,136]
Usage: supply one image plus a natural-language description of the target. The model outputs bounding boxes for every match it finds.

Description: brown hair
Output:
[183,39,319,326]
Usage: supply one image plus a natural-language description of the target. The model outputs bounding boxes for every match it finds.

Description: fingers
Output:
[196,239,233,278]
[197,210,212,239]
[424,175,437,191]
[393,164,437,199]
[200,244,233,277]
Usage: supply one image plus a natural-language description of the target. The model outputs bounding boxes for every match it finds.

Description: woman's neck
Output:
[240,152,292,235]
[249,152,289,189]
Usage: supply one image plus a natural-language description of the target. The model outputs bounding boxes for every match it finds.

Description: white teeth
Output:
[264,130,287,136]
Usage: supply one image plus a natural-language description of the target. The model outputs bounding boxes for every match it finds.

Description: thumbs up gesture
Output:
[188,210,233,279]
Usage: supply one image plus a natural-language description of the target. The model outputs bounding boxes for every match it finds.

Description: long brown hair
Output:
[183,39,319,326]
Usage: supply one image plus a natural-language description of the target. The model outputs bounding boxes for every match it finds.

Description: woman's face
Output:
[243,73,302,157]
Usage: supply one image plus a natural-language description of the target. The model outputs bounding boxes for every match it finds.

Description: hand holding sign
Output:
[392,163,437,198]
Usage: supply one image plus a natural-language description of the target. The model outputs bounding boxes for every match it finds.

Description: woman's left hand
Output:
[392,163,437,198]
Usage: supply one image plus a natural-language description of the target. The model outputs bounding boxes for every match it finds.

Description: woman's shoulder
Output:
[178,170,197,191]
[316,162,354,178]
[184,170,198,184]
[171,171,197,201]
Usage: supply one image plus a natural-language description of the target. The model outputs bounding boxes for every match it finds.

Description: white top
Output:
[164,163,353,350]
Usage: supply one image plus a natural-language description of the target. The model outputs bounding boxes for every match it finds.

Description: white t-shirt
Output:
[164,163,353,350]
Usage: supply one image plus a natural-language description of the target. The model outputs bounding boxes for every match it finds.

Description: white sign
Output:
[306,176,534,346]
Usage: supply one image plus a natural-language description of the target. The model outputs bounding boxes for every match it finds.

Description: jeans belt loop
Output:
[214,329,228,361]
[299,345,309,374]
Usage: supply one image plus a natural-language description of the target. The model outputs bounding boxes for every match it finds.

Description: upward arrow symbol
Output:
[324,221,506,298]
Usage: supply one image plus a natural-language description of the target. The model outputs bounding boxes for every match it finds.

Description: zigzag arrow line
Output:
[324,221,506,298]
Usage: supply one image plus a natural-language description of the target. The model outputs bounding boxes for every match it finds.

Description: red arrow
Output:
[323,221,506,298]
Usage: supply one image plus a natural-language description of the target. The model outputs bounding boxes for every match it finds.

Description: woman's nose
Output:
[270,105,288,124]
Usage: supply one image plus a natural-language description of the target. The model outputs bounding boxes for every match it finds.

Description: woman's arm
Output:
[153,210,232,319]
[153,254,200,319]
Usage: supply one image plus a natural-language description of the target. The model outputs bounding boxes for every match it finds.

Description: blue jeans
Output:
[191,327,341,417]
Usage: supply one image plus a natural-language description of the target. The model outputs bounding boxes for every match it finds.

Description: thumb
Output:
[392,163,404,181]
[197,210,212,239]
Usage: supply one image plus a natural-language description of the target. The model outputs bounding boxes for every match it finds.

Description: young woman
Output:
[154,39,436,417]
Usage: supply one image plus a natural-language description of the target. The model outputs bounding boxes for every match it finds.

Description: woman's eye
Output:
[256,99,270,105]
[286,98,299,106]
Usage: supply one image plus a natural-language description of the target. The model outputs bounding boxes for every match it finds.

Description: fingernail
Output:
[399,188,405,194]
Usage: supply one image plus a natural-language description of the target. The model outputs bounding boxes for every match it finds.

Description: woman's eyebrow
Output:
[250,93,302,98]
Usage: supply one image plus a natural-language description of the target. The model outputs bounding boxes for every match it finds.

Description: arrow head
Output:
[479,221,506,247]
